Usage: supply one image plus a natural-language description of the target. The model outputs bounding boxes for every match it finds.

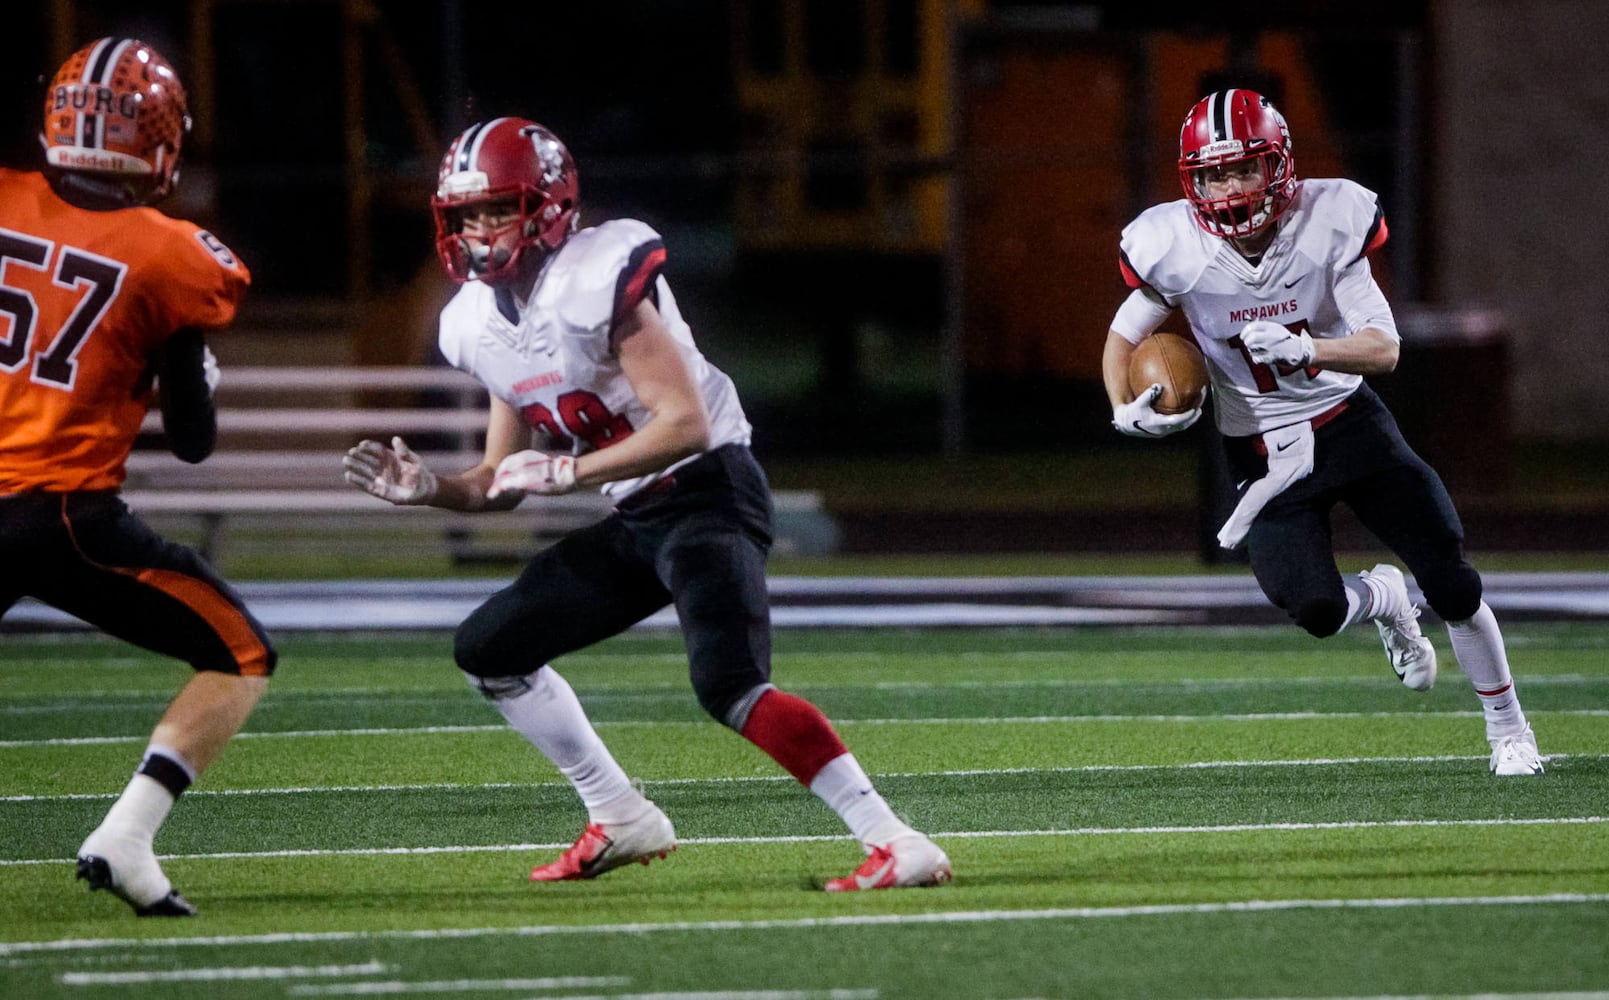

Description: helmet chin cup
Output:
[466,244,516,279]
[1194,181,1276,239]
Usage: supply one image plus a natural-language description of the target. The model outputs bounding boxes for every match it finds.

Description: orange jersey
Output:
[0,168,249,492]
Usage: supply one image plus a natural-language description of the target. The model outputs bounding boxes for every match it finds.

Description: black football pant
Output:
[454,444,774,724]
[1224,384,1484,637]
[0,490,276,675]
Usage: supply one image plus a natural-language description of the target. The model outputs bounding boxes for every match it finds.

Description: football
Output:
[1129,332,1208,415]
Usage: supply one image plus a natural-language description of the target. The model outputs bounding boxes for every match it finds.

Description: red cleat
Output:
[529,804,676,882]
[825,833,952,892]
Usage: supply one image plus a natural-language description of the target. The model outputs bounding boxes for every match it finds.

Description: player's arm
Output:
[579,297,710,486]
[1103,285,1174,405]
[1102,287,1199,438]
[1103,330,1141,408]
[1307,326,1398,375]
[343,397,527,512]
[483,299,711,500]
[155,328,218,463]
[1240,259,1400,375]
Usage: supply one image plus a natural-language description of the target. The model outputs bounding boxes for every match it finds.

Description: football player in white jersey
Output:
[1100,90,1543,776]
[343,117,952,888]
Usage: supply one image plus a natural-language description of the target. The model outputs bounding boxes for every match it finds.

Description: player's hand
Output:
[343,436,438,505]
[1240,320,1315,367]
[202,346,221,396]
[488,450,578,498]
[1112,383,1203,438]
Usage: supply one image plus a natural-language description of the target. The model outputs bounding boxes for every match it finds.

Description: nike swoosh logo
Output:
[855,855,897,890]
[578,833,618,877]
[1283,278,1302,288]
[1276,440,1295,452]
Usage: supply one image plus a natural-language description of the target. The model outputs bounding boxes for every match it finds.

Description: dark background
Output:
[1,1,1534,491]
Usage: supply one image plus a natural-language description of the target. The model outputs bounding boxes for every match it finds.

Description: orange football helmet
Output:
[41,37,191,204]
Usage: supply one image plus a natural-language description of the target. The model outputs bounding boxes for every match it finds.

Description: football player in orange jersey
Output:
[0,38,276,915]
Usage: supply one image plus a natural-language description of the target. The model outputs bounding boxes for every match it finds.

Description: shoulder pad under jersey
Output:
[139,210,251,332]
[541,219,668,333]
[1118,200,1215,301]
[1289,178,1387,266]
[436,283,489,371]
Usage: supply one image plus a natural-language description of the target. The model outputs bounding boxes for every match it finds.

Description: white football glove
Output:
[1240,320,1315,367]
[343,436,438,505]
[487,450,578,498]
[202,346,221,396]
[1112,383,1203,438]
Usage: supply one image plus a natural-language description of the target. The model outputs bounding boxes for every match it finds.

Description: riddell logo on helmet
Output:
[53,84,140,120]
[47,149,135,171]
[1199,140,1244,158]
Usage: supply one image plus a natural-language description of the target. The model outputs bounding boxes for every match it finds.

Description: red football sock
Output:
[739,688,848,785]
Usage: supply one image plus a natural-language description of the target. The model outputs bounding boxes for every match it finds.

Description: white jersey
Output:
[1117,178,1397,437]
[438,218,752,500]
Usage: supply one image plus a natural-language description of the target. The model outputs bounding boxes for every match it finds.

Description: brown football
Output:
[1129,332,1209,415]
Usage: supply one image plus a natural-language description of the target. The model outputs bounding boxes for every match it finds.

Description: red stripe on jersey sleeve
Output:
[1366,215,1390,255]
[612,241,667,330]
[1118,249,1143,289]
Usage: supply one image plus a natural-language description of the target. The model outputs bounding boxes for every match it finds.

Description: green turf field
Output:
[2,625,1605,999]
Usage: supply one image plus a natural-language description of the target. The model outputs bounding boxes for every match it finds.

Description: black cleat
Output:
[77,855,198,917]
[134,892,198,917]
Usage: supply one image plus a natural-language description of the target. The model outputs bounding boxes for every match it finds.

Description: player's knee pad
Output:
[465,670,536,701]
[1292,596,1347,638]
[713,682,774,732]
[1420,561,1482,623]
[692,673,766,729]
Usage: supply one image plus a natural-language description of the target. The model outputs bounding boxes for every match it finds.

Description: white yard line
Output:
[2,753,1600,803]
[9,675,1596,713]
[281,976,629,996]
[59,960,392,984]
[288,986,844,999]
[5,710,1607,749]
[3,893,1605,958]
[1,816,1602,868]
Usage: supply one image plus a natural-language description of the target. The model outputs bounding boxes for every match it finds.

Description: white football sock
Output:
[1445,601,1529,741]
[89,772,175,847]
[491,667,642,820]
[1339,576,1372,630]
[809,753,910,847]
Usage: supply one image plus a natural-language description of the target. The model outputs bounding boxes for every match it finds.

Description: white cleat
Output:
[1490,726,1546,776]
[1361,563,1437,691]
[76,828,196,916]
[824,832,952,892]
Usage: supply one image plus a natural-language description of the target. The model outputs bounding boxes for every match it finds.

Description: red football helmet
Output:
[41,38,191,205]
[432,117,580,285]
[1178,89,1296,240]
